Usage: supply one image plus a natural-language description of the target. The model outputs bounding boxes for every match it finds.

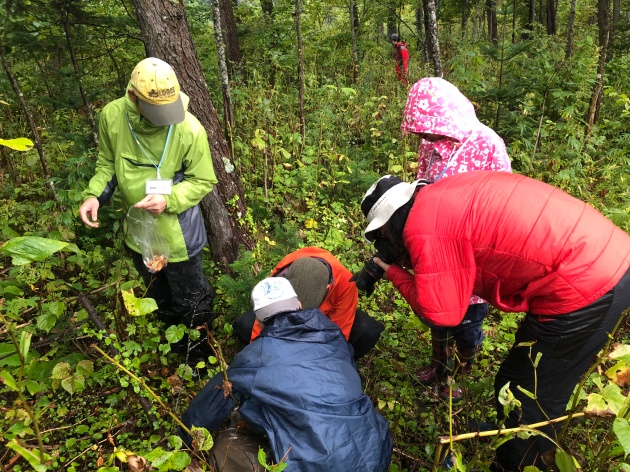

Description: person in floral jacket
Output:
[400,77,512,400]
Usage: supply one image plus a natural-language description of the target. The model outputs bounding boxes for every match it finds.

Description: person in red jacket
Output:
[391,33,409,86]
[232,247,385,359]
[359,173,630,471]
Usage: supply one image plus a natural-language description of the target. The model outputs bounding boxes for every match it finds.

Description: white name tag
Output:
[146,179,173,195]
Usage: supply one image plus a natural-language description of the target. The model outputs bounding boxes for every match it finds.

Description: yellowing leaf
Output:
[304,218,318,229]
[0,137,34,151]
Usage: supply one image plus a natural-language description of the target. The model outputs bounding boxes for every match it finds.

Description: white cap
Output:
[251,277,300,322]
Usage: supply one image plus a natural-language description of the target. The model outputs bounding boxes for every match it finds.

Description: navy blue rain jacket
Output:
[180,308,392,471]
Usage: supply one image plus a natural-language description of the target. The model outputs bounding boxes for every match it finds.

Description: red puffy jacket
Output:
[387,172,630,327]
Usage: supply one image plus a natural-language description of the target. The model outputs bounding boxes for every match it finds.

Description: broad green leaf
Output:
[122,289,158,316]
[609,344,630,361]
[76,360,94,376]
[0,236,81,265]
[6,439,51,472]
[36,311,58,332]
[145,447,173,468]
[190,426,213,451]
[0,370,18,391]
[165,324,186,343]
[169,451,191,470]
[0,137,34,151]
[555,449,579,471]
[614,417,630,458]
[168,435,183,450]
[5,422,34,440]
[24,380,44,395]
[51,362,72,380]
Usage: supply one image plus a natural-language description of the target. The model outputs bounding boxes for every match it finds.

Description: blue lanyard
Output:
[126,113,173,179]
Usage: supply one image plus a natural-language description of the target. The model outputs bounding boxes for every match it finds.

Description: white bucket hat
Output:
[251,277,300,322]
[361,175,421,242]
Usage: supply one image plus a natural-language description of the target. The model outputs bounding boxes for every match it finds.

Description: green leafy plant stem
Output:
[0,311,47,463]
[92,345,191,435]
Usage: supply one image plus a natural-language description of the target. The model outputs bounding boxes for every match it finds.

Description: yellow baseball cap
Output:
[129,57,186,126]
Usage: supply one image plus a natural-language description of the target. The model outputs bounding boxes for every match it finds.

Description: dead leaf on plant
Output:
[127,455,148,472]
[221,379,233,399]
[167,373,183,394]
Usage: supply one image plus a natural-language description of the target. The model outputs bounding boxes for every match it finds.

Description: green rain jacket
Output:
[83,91,217,262]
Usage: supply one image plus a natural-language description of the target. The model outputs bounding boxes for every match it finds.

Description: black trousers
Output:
[232,309,384,360]
[494,267,630,471]
[131,249,215,329]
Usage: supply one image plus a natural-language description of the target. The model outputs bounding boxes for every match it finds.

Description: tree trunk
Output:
[212,0,235,133]
[525,0,535,38]
[130,0,252,267]
[0,39,59,203]
[565,0,577,60]
[486,0,498,44]
[545,0,557,34]
[218,0,242,78]
[294,0,306,140]
[349,0,359,83]
[61,10,99,147]
[424,0,443,77]
[587,0,611,130]
[260,0,273,18]
[415,3,428,62]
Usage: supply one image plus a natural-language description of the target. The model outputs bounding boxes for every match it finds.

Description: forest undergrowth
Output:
[2,6,630,470]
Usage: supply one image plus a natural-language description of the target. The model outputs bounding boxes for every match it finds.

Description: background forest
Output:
[1,0,630,470]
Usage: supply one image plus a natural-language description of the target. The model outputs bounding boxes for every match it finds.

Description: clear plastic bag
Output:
[126,206,170,273]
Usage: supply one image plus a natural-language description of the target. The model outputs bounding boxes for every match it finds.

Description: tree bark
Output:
[545,0,557,34]
[349,0,359,83]
[61,9,99,147]
[565,0,577,60]
[294,0,306,139]
[218,0,242,78]
[424,0,443,77]
[486,0,498,44]
[587,0,611,129]
[260,0,273,18]
[130,0,252,267]
[213,0,235,133]
[0,39,59,203]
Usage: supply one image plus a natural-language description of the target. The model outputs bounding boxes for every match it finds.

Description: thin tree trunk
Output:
[486,0,498,44]
[587,0,611,130]
[545,0,557,34]
[294,0,306,140]
[61,11,99,147]
[424,0,443,77]
[131,0,252,267]
[565,0,577,60]
[525,0,535,38]
[0,146,19,186]
[349,0,359,83]
[212,0,235,133]
[219,0,242,78]
[0,40,59,203]
[260,0,273,17]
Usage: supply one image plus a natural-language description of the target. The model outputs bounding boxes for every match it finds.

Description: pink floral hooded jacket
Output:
[401,77,512,305]
[401,77,511,182]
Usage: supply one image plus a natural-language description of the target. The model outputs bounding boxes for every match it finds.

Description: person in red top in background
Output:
[359,173,630,471]
[391,33,409,86]
[233,247,385,359]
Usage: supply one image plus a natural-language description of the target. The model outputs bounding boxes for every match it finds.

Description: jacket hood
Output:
[401,77,480,142]
[260,308,345,346]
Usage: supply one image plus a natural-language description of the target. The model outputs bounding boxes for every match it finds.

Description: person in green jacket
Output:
[79,57,218,358]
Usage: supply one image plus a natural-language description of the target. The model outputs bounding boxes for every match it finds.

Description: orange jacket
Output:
[250,247,358,341]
